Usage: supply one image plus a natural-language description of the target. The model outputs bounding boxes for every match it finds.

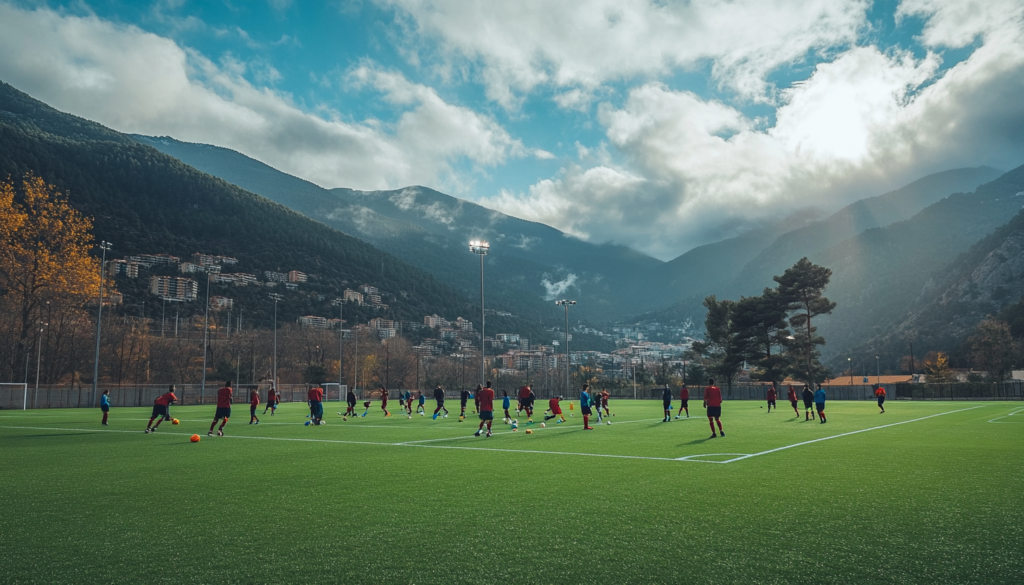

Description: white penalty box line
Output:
[0,406,989,464]
[988,407,1024,423]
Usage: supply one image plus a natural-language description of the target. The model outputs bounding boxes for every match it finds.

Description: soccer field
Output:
[1,400,1021,584]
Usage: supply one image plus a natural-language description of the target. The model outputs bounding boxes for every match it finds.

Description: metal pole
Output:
[91,241,110,407]
[480,252,485,387]
[34,323,45,408]
[564,304,569,393]
[200,274,211,403]
[875,355,880,385]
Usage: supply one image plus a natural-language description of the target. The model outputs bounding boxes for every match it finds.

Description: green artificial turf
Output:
[1,400,1021,584]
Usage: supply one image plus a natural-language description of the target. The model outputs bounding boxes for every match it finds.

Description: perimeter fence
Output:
[3,381,1021,410]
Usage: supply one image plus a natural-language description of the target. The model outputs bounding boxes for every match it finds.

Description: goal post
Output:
[0,383,30,410]
[321,383,346,402]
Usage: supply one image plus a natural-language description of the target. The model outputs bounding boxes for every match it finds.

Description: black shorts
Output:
[479,411,493,421]
[816,403,825,412]
[768,400,776,407]
[803,400,813,409]
[436,398,445,406]
[681,400,688,408]
[581,405,592,415]
[310,401,324,418]
[151,404,168,419]
[214,407,231,420]
[101,405,110,412]
[790,400,798,408]
[250,406,257,414]
[663,400,671,410]
[877,397,885,405]
[707,406,722,418]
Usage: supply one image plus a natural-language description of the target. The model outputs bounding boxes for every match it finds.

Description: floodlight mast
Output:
[469,240,490,387]
[555,300,576,394]
[91,241,111,407]
[269,293,284,389]
[333,297,345,399]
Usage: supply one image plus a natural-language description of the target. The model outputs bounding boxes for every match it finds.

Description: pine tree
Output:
[774,258,836,388]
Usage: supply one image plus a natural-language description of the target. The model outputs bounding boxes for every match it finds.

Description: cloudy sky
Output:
[1,0,1023,260]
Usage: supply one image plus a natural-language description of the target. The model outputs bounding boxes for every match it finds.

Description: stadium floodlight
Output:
[200,273,212,403]
[270,293,284,387]
[34,321,47,408]
[91,240,111,407]
[332,298,345,399]
[555,300,576,393]
[469,240,489,387]
[875,355,880,385]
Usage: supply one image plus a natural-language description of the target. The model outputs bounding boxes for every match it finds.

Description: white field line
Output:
[396,417,669,444]
[715,404,989,463]
[0,406,988,464]
[988,407,1024,423]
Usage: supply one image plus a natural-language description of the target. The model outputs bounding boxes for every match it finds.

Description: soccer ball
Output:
[304,420,311,426]
[172,419,179,425]
[459,416,464,422]
[342,416,347,421]
[569,414,574,417]
[190,434,200,443]
[540,422,546,428]
[606,420,611,425]
[525,429,533,434]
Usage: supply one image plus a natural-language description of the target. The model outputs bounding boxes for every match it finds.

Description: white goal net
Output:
[321,383,347,402]
[0,383,29,410]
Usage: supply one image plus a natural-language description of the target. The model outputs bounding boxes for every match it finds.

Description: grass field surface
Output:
[1,400,1021,584]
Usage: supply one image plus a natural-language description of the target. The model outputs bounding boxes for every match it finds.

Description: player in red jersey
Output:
[517,384,530,416]
[600,390,611,418]
[144,385,177,433]
[263,385,278,415]
[766,385,777,413]
[874,385,886,413]
[379,385,391,417]
[474,380,495,437]
[544,396,566,423]
[703,378,724,439]
[308,384,324,425]
[787,385,800,417]
[675,385,690,419]
[249,388,260,424]
[208,380,233,437]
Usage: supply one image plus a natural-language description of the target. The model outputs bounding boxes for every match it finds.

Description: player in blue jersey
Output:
[814,386,827,424]
[580,385,595,430]
[100,389,111,426]
[502,391,512,422]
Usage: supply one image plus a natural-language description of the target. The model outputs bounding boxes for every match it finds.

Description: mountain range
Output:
[4,76,1022,371]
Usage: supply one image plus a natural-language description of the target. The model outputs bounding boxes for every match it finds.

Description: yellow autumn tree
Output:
[0,174,107,378]
[923,351,954,383]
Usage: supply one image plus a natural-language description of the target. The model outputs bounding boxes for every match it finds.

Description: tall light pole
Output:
[555,300,576,393]
[875,355,880,385]
[270,293,283,388]
[91,241,111,407]
[200,273,212,403]
[469,240,489,386]
[848,357,853,385]
[34,321,47,408]
[333,298,345,398]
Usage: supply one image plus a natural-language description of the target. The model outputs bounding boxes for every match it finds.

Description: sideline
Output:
[988,407,1024,423]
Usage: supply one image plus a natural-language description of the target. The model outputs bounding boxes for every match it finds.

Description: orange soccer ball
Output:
[190,434,200,443]
[172,419,180,425]
[525,429,533,434]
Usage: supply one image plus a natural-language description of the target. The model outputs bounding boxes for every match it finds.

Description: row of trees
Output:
[691,258,836,388]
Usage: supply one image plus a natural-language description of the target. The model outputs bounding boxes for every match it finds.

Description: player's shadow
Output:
[681,438,712,445]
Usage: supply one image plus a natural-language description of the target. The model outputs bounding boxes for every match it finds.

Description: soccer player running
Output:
[580,384,595,430]
[544,396,567,423]
[474,380,496,437]
[517,384,530,416]
[344,387,357,419]
[874,384,886,413]
[208,380,233,437]
[379,385,390,417]
[662,384,673,422]
[814,385,827,424]
[417,391,426,416]
[460,387,473,419]
[308,383,325,425]
[601,389,611,418]
[766,385,777,413]
[787,385,800,417]
[675,385,689,419]
[801,385,815,421]
[432,385,449,419]
[263,385,278,416]
[525,384,537,423]
[249,388,260,425]
[145,385,177,433]
[704,378,725,439]
[100,389,111,426]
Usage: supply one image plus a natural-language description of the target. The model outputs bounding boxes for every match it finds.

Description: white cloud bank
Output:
[476,0,1024,258]
[0,3,533,192]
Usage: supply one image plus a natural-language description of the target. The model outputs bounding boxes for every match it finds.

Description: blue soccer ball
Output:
[304,420,311,426]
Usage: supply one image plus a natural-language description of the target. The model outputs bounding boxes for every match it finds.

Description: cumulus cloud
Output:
[541,273,578,301]
[0,3,527,192]
[381,0,868,107]
[483,3,1024,259]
